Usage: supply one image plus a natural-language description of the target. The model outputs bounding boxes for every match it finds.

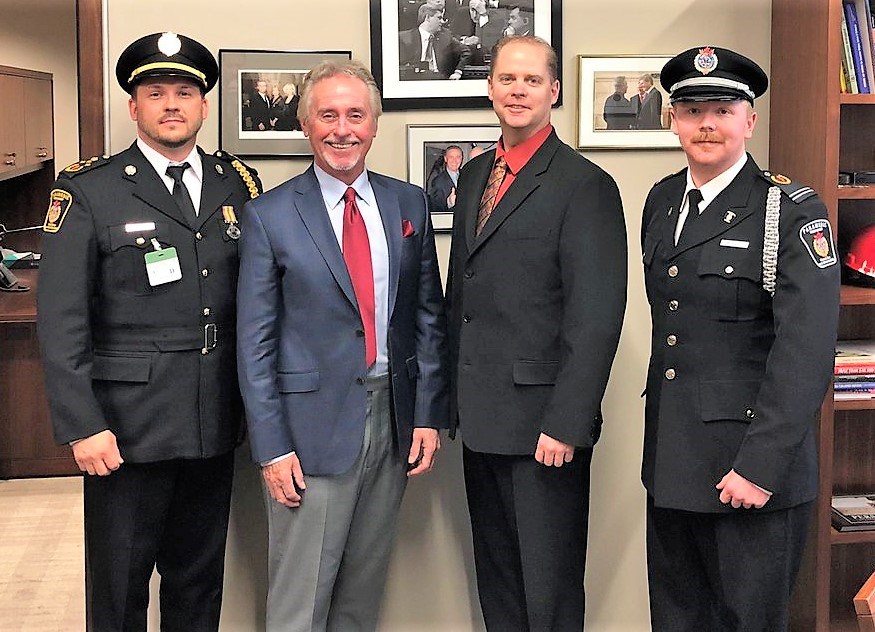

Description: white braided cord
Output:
[762,186,780,296]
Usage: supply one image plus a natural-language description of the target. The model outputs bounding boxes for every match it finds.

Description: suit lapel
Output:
[197,150,233,230]
[294,168,358,309]
[122,144,191,228]
[661,177,685,248]
[370,173,401,318]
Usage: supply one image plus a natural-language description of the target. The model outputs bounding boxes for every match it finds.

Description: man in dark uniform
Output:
[641,46,840,631]
[37,31,261,631]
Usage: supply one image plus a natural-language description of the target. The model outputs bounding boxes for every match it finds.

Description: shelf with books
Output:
[840,93,875,104]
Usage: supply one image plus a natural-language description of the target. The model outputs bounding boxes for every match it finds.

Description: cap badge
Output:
[157,32,182,57]
[693,46,718,75]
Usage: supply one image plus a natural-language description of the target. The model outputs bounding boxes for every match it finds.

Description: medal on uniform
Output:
[222,205,240,239]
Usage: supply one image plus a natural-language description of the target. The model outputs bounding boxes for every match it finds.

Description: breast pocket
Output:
[107,222,172,296]
[697,242,765,321]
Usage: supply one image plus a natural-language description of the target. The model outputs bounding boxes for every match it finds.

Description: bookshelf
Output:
[771,2,875,629]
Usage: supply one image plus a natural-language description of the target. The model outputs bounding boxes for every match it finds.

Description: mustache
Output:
[159,114,185,123]
[692,133,722,143]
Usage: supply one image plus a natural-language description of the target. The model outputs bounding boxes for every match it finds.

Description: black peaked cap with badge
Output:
[660,46,768,104]
[115,31,219,94]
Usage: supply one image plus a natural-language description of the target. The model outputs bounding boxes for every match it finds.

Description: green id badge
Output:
[144,247,182,286]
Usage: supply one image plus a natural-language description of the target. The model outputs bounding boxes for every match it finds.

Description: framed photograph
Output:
[407,124,501,232]
[371,0,563,111]
[577,55,678,150]
[218,49,352,158]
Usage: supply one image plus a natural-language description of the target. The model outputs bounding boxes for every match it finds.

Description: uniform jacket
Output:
[446,130,627,454]
[236,167,449,476]
[398,27,472,78]
[37,143,260,462]
[641,155,840,513]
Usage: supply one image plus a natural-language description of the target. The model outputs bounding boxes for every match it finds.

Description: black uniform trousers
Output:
[463,446,592,631]
[84,452,234,632]
[646,495,811,632]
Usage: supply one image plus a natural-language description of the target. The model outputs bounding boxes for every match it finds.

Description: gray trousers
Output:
[263,377,408,632]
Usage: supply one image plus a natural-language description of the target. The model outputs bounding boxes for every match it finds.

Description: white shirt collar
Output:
[312,163,375,211]
[136,137,203,185]
[685,152,749,213]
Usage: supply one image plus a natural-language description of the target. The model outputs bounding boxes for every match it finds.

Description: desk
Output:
[0,269,78,477]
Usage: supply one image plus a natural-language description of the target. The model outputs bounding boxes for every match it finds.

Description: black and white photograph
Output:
[219,49,351,157]
[407,124,501,230]
[577,55,675,150]
[372,0,562,110]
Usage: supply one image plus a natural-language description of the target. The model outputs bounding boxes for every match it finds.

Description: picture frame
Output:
[218,49,352,158]
[577,55,678,150]
[407,124,501,232]
[371,0,563,111]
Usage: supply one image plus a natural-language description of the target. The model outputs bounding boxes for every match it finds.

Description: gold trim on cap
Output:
[128,62,207,86]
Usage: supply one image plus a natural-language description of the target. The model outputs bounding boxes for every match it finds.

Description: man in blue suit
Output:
[236,59,448,631]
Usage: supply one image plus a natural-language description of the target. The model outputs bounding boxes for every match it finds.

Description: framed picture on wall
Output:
[218,49,351,158]
[371,0,563,111]
[577,55,678,150]
[407,124,501,232]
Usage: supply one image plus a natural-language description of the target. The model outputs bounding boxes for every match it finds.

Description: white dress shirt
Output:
[137,137,203,216]
[674,153,748,245]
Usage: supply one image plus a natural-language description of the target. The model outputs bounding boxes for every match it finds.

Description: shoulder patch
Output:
[59,154,111,178]
[214,150,263,200]
[759,170,817,203]
[43,189,73,233]
[798,218,838,268]
[653,167,685,188]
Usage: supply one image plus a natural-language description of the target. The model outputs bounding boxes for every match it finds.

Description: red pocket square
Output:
[402,219,415,238]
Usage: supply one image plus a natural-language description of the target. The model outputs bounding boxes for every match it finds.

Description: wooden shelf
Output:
[831,527,875,544]
[835,398,875,410]
[841,285,875,305]
[841,93,875,104]
[838,185,875,199]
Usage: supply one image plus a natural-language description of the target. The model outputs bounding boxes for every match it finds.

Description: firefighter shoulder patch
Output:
[43,189,73,233]
[799,218,837,268]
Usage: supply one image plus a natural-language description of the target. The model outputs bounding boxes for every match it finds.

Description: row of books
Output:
[840,0,875,94]
[835,340,875,399]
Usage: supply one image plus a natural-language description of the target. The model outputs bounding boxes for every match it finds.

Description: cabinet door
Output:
[24,77,53,166]
[0,74,26,175]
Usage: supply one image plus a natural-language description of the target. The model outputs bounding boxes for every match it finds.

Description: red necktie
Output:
[342,187,376,367]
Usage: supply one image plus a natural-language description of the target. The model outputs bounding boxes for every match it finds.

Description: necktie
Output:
[425,34,436,71]
[476,156,507,236]
[342,187,377,367]
[166,163,197,222]
[677,188,703,244]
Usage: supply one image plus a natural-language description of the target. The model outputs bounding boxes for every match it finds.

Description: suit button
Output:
[664,368,676,380]
[356,377,365,385]
[724,265,734,275]
[668,265,678,278]
[356,329,365,337]
[201,268,209,277]
[203,307,211,316]
[669,300,679,311]
[745,408,756,419]
[666,334,677,346]
[135,237,146,246]
[195,231,203,240]
[464,270,474,279]
[463,314,471,323]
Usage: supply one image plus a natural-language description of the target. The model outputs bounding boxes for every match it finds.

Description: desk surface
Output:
[0,269,37,323]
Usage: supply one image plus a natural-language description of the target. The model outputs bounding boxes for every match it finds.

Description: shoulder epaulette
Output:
[58,154,112,178]
[214,150,262,199]
[759,170,817,204]
[653,167,685,188]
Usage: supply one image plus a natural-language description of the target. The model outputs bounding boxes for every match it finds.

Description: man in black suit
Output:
[398,4,471,80]
[248,78,272,131]
[633,73,664,129]
[446,35,627,631]
[427,145,463,212]
[641,46,839,631]
[37,32,261,631]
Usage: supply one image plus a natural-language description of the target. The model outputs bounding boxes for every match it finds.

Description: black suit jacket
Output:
[446,130,627,454]
[641,156,839,512]
[38,144,261,462]
[427,169,456,213]
[398,27,471,78]
[248,92,272,130]
[634,88,664,129]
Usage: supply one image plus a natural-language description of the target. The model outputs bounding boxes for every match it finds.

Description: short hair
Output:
[445,145,463,155]
[639,73,654,86]
[297,59,383,125]
[418,4,442,24]
[490,35,558,82]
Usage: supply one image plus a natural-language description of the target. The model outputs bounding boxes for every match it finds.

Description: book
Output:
[836,340,875,363]
[835,373,875,381]
[835,391,875,400]
[834,381,875,391]
[846,1,871,93]
[832,494,875,531]
[836,364,875,375]
[855,0,875,91]
[843,6,861,93]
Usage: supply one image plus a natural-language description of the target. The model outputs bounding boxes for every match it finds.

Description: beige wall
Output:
[2,0,772,629]
[0,0,79,172]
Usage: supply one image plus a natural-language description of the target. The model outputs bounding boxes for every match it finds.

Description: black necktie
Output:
[685,188,703,228]
[166,163,197,222]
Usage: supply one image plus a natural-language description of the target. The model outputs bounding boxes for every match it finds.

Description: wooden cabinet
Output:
[0,66,53,180]
[771,2,875,630]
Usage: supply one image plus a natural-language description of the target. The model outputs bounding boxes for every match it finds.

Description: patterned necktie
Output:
[342,187,376,367]
[476,156,507,236]
[425,34,436,71]
[166,163,197,221]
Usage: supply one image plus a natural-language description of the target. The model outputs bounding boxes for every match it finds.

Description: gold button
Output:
[668,265,678,278]
[664,368,676,380]
[724,265,734,275]
[135,237,146,246]
[195,232,203,240]
[201,269,209,277]
[203,308,211,316]
[669,300,679,311]
[667,334,677,346]
[201,348,209,355]
[745,408,755,419]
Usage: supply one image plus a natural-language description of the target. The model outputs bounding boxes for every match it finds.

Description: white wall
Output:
[3,0,772,629]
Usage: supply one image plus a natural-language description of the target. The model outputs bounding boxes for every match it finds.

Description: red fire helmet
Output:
[844,224,875,283]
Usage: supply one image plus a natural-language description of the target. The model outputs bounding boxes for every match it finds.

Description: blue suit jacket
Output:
[236,166,449,475]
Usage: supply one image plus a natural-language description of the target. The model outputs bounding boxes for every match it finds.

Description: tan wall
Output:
[1,0,772,629]
[0,0,79,171]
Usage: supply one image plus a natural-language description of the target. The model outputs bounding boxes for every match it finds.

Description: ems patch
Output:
[43,189,73,233]
[799,219,837,268]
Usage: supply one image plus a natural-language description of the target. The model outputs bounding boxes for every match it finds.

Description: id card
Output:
[144,247,182,286]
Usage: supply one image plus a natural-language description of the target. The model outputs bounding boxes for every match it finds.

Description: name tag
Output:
[125,222,156,233]
[719,239,749,249]
[145,247,182,286]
